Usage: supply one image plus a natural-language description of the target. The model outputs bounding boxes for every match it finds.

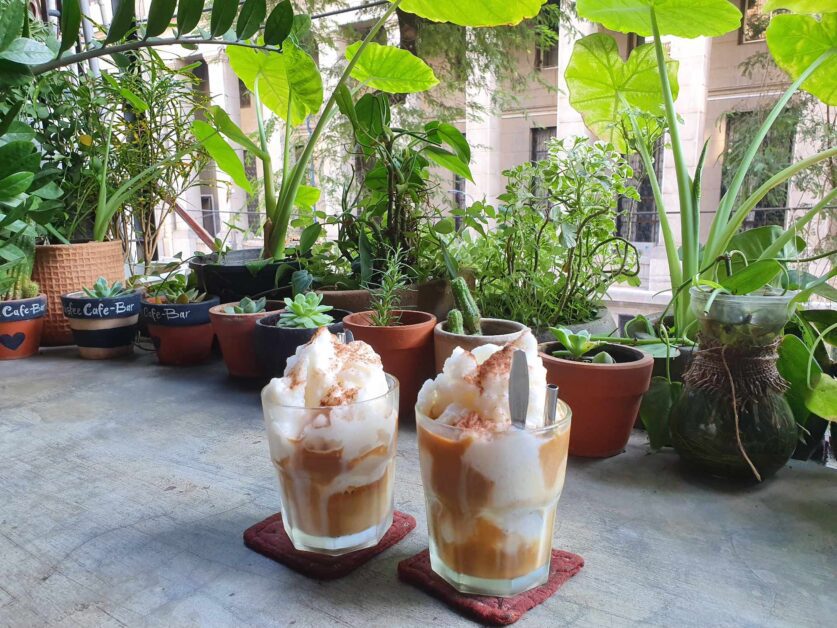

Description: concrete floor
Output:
[0,348,834,627]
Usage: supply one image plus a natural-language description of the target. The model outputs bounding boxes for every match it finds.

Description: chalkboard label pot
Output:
[61,291,142,359]
[0,294,47,360]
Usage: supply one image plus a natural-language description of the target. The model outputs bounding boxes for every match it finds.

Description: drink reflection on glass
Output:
[416,333,571,596]
[261,328,399,555]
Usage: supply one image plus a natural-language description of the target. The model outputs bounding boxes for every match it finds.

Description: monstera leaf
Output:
[766,13,837,106]
[346,42,438,93]
[565,33,678,152]
[228,42,322,125]
[764,1,837,12]
[576,0,742,38]
[393,0,547,26]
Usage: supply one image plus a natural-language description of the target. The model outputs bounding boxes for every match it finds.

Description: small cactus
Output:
[20,277,39,299]
[447,309,465,335]
[451,276,481,336]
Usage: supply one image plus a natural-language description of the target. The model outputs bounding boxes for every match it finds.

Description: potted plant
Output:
[141,273,219,366]
[453,137,640,339]
[342,248,437,419]
[539,327,653,458]
[61,277,140,359]
[433,276,528,372]
[210,296,274,379]
[254,292,349,378]
[0,262,46,361]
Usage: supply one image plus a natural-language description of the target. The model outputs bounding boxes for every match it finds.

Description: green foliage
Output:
[451,276,481,336]
[576,0,742,38]
[455,137,639,329]
[370,247,409,327]
[82,277,131,299]
[278,292,334,329]
[565,33,679,152]
[346,41,438,94]
[224,296,267,314]
[639,377,681,450]
[147,272,207,304]
[549,327,599,360]
[766,13,837,107]
[394,0,548,26]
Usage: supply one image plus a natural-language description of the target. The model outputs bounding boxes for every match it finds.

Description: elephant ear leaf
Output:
[763,1,836,12]
[394,0,547,27]
[766,13,837,106]
[576,0,742,38]
[565,33,678,152]
[346,42,438,94]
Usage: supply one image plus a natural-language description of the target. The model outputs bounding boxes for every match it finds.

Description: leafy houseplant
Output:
[255,292,348,378]
[61,277,141,359]
[141,272,220,366]
[454,136,639,334]
[538,327,654,458]
[210,296,272,379]
[343,247,436,419]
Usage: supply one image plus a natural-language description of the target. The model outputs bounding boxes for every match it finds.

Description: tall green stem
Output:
[254,79,275,231]
[266,0,404,257]
[758,188,837,261]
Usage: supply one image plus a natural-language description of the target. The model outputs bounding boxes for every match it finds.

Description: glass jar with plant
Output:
[344,247,437,419]
[61,277,141,360]
[538,327,653,458]
[455,136,640,336]
[210,296,271,379]
[254,292,349,378]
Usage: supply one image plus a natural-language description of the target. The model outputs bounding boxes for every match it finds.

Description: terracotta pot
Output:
[209,302,278,378]
[33,241,125,346]
[0,294,47,360]
[539,341,653,458]
[343,310,437,420]
[142,296,220,366]
[434,318,529,373]
[254,310,350,378]
[61,290,141,359]
[316,288,372,313]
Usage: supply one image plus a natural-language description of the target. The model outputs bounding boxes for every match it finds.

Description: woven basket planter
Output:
[33,241,125,346]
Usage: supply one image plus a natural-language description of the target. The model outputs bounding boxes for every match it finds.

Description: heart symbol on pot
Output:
[0,333,25,351]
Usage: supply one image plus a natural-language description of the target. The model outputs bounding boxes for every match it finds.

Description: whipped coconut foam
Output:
[416,331,548,430]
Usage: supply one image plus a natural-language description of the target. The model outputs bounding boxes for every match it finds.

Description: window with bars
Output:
[535,0,560,69]
[530,126,556,163]
[617,140,663,243]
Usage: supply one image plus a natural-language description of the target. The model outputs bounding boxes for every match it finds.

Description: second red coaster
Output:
[398,549,584,625]
[244,511,416,580]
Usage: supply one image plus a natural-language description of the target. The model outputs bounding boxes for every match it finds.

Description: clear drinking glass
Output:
[416,403,572,596]
[262,375,399,555]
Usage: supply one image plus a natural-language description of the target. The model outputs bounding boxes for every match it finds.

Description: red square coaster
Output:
[398,549,584,625]
[244,511,416,580]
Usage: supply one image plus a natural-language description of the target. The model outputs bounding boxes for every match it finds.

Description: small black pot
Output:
[189,249,299,303]
[61,290,141,359]
[254,310,349,378]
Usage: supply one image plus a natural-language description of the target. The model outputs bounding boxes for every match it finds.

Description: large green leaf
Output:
[145,0,177,38]
[394,0,547,26]
[764,1,837,12]
[777,334,816,425]
[211,106,266,158]
[191,120,252,193]
[228,43,322,125]
[0,172,33,199]
[0,0,24,51]
[176,0,205,35]
[726,225,805,262]
[639,376,681,450]
[59,0,82,54]
[236,0,266,40]
[210,0,238,38]
[565,33,678,152]
[104,0,136,44]
[264,0,294,46]
[425,121,470,163]
[720,259,783,295]
[424,146,473,182]
[800,309,837,346]
[0,38,54,65]
[766,13,837,106]
[576,0,742,38]
[346,41,438,94]
[805,374,836,421]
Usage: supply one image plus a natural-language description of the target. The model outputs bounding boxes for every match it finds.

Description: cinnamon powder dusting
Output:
[475,344,514,393]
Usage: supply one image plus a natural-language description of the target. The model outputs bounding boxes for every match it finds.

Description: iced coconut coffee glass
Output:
[261,327,399,555]
[416,333,571,596]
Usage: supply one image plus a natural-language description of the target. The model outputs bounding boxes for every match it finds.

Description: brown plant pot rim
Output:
[209,303,274,321]
[343,310,436,329]
[538,341,654,371]
[435,317,529,339]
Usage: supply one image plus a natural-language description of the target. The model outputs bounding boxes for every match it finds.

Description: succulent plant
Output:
[549,327,614,364]
[277,293,334,329]
[224,296,267,314]
[82,277,132,299]
[148,272,207,304]
[451,276,481,336]
[447,309,465,334]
